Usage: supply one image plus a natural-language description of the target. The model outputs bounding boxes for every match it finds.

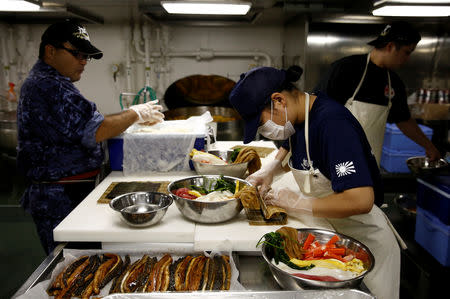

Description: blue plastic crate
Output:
[380,147,425,173]
[108,137,124,171]
[415,207,450,266]
[417,177,450,225]
[383,123,433,152]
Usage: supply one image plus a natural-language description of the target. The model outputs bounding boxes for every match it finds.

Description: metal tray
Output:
[12,245,374,299]
[103,289,375,299]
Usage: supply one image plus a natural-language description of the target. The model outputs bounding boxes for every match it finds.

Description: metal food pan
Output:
[12,246,374,299]
[103,289,375,299]
[13,245,240,299]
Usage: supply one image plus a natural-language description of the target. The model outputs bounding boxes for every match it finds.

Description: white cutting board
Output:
[54,141,333,249]
[53,172,196,243]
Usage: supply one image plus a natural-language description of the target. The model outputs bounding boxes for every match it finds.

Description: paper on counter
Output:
[127,112,213,135]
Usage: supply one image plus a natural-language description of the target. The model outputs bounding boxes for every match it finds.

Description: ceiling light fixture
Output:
[0,0,42,12]
[372,0,450,17]
[161,1,251,15]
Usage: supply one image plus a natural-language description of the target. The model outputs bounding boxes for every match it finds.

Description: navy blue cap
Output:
[229,67,286,144]
[42,20,103,59]
[368,21,421,47]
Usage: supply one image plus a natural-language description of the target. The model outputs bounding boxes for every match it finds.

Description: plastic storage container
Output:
[107,120,208,172]
[383,123,433,152]
[417,177,450,225]
[380,147,424,173]
[108,134,205,172]
[415,207,450,266]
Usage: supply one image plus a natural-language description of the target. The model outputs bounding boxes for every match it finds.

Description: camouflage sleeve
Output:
[81,111,104,148]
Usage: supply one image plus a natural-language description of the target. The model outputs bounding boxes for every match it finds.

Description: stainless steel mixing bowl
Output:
[167,175,249,223]
[109,192,173,227]
[260,228,375,289]
[191,150,249,179]
[406,156,449,177]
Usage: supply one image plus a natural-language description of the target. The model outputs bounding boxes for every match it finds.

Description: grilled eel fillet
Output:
[276,226,303,259]
[143,253,173,292]
[119,254,156,293]
[233,148,261,174]
[48,253,232,296]
[47,255,89,296]
[109,255,131,294]
[171,255,231,291]
[55,255,100,299]
[79,253,123,298]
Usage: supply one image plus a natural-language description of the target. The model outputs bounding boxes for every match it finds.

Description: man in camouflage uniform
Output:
[17,20,164,254]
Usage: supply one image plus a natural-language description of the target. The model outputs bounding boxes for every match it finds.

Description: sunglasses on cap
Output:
[55,45,93,61]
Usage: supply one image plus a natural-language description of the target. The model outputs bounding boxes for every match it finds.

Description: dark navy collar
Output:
[30,59,71,82]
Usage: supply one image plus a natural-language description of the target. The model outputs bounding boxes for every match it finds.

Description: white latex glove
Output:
[246,159,283,195]
[263,186,313,215]
[129,101,164,124]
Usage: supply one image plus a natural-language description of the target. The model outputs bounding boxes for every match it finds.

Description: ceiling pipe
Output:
[163,49,272,66]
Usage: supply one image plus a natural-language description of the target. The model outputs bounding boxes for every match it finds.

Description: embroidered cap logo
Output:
[73,26,90,41]
[380,25,391,37]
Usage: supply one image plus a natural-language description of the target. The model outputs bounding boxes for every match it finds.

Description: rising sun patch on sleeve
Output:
[335,161,356,177]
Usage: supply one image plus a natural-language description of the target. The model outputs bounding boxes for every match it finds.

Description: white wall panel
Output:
[5,23,285,114]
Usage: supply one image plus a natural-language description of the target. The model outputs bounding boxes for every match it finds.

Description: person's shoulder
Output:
[29,74,62,91]
[313,92,354,123]
[328,54,366,76]
[332,54,366,66]
[314,92,348,112]
[315,93,364,128]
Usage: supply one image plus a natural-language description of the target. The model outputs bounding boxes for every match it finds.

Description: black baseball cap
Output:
[229,67,286,144]
[41,20,103,59]
[368,21,421,47]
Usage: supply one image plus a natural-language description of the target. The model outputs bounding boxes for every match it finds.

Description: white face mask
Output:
[258,101,295,140]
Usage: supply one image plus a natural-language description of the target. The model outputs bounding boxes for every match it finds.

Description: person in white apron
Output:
[229,65,400,299]
[345,53,391,165]
[313,21,441,163]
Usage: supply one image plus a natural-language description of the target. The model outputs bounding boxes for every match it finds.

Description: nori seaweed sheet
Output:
[106,182,161,199]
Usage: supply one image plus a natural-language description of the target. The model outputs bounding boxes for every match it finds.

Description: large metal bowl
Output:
[192,150,249,179]
[109,192,173,227]
[406,156,449,177]
[260,228,375,289]
[167,175,249,223]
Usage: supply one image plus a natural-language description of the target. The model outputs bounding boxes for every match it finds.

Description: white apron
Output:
[344,53,392,165]
[288,93,400,299]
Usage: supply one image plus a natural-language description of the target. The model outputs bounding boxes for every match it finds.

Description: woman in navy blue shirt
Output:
[229,65,399,299]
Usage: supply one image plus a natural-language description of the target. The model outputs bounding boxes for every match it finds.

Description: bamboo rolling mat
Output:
[230,145,275,158]
[239,186,288,226]
[244,208,288,226]
[97,181,171,204]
